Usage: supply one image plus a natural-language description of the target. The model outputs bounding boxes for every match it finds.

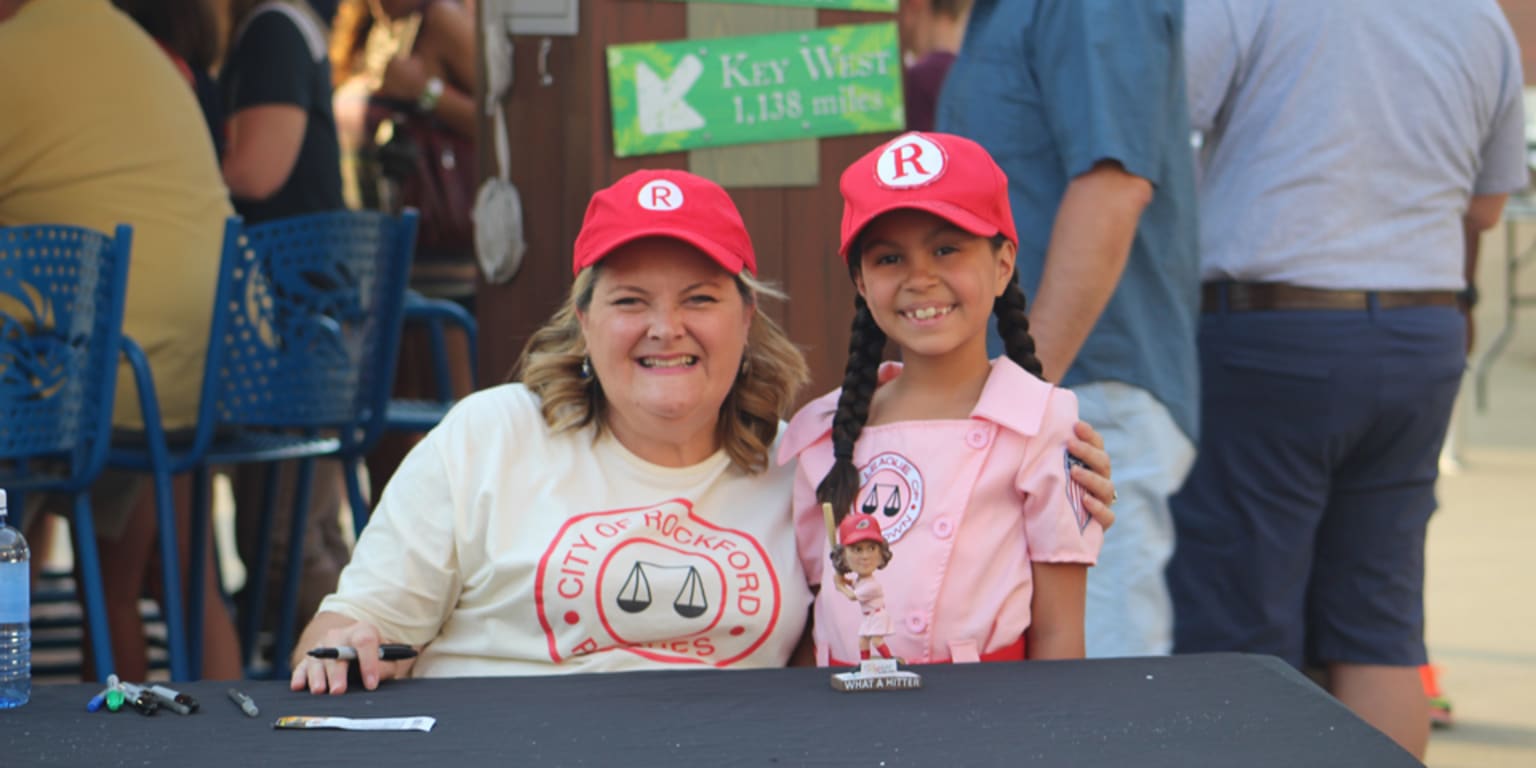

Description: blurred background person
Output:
[0,0,240,680]
[331,0,478,504]
[112,0,227,157]
[221,0,353,664]
[898,0,969,132]
[938,0,1201,660]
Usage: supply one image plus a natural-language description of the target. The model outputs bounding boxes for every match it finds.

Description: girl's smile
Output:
[899,303,956,323]
[854,208,1015,368]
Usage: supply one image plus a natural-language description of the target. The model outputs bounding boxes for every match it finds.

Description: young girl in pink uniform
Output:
[779,132,1105,666]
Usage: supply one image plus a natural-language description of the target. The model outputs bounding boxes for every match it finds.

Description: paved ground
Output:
[1422,209,1536,767]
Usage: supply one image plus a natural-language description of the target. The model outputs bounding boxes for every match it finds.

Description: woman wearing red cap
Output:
[782,132,1107,667]
[289,167,1116,694]
[290,167,812,693]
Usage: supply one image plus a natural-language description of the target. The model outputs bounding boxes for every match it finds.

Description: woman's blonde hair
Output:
[515,265,809,474]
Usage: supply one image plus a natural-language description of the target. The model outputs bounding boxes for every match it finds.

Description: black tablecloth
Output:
[0,653,1419,767]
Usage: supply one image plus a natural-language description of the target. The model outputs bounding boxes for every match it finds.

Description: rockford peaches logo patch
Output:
[535,499,781,667]
[856,451,925,542]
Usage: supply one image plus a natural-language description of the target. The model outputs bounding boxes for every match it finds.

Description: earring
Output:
[738,355,751,377]
[580,355,592,379]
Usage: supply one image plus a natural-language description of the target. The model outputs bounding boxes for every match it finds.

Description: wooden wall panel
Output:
[1497,0,1535,85]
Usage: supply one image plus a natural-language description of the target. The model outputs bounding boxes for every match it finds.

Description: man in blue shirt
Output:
[938,0,1200,658]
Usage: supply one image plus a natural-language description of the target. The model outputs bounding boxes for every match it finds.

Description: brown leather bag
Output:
[374,108,476,256]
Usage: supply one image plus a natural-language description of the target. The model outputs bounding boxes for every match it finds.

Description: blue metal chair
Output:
[383,291,478,433]
[0,224,134,682]
[109,210,418,678]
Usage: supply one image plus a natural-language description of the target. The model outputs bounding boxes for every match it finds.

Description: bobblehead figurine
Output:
[824,504,922,693]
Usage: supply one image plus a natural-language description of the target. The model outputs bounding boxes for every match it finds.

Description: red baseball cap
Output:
[838,513,886,547]
[838,131,1018,260]
[572,169,757,277]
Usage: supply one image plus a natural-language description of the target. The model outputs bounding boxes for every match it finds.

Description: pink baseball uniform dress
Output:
[779,358,1104,666]
[853,576,892,638]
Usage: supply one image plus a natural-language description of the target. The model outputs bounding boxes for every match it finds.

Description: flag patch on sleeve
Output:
[1064,451,1091,532]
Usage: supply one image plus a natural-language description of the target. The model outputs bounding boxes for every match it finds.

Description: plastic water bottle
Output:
[0,489,31,708]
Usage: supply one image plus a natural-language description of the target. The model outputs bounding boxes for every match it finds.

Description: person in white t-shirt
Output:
[290,168,1119,693]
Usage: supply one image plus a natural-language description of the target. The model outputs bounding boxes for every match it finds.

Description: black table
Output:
[0,653,1419,767]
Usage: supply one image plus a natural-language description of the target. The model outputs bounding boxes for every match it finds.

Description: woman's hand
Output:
[289,613,416,695]
[1068,420,1116,530]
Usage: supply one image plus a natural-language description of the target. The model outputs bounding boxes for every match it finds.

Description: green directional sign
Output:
[663,0,896,11]
[607,23,904,158]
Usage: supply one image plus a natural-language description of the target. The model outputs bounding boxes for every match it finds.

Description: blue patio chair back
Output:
[0,225,131,489]
[212,211,415,449]
[186,211,412,678]
[0,223,133,681]
[102,212,417,681]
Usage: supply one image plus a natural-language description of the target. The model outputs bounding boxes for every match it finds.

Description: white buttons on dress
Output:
[965,427,990,449]
[933,518,954,539]
[906,613,928,634]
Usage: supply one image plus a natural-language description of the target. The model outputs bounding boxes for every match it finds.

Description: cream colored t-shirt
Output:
[0,0,231,429]
[320,384,812,677]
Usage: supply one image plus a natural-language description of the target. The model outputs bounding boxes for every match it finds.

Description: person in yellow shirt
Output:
[0,0,240,680]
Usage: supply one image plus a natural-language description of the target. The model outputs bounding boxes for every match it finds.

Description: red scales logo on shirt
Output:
[855,452,925,542]
[534,499,781,667]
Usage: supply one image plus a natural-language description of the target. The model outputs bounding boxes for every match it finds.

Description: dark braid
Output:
[992,244,1046,378]
[815,294,887,524]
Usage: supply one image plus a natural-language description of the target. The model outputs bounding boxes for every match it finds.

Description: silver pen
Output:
[227,688,259,717]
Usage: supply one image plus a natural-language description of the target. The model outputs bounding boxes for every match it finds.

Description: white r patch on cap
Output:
[876,133,947,189]
[637,179,685,211]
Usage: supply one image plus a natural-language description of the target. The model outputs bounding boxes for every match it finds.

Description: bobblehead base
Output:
[829,659,923,693]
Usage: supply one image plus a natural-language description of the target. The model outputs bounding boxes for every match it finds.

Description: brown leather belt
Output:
[1202,282,1460,313]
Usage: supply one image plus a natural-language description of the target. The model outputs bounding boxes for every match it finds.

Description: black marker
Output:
[148,684,200,714]
[115,682,161,716]
[307,644,418,661]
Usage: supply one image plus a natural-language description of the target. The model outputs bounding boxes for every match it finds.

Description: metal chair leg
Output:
[71,495,116,683]
[148,468,189,682]
[239,464,281,675]
[271,458,316,679]
[344,457,370,539]
[188,466,212,680]
[120,335,189,681]
[428,321,452,399]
